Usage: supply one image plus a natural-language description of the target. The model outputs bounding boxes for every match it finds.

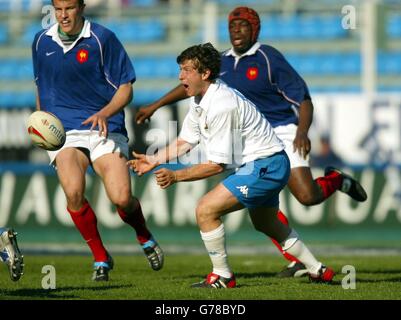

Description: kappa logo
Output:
[236,185,249,197]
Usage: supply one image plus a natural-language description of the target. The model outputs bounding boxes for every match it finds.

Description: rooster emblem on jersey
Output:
[76,49,89,64]
[246,67,258,80]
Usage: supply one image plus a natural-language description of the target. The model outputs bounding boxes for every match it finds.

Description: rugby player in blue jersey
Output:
[135,6,367,278]
[32,0,163,281]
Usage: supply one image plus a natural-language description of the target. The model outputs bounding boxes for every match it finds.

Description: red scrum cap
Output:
[228,6,260,42]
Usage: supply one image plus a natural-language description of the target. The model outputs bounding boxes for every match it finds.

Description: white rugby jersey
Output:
[179,81,284,166]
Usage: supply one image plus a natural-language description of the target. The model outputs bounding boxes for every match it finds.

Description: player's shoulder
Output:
[258,44,285,58]
[213,82,241,112]
[33,28,48,39]
[32,24,53,48]
[89,21,116,40]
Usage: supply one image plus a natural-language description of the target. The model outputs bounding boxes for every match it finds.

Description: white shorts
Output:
[274,124,309,169]
[47,130,129,165]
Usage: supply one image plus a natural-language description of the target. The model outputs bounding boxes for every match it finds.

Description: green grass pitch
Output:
[0,254,401,300]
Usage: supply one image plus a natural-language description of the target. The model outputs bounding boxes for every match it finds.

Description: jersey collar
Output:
[45,19,91,53]
[224,42,261,58]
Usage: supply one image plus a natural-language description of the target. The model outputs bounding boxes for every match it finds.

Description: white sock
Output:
[200,224,232,278]
[281,229,322,275]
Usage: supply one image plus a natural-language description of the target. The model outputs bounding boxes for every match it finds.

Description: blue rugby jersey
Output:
[220,42,311,128]
[32,20,136,137]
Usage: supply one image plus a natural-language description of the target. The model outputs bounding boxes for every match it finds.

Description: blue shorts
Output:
[222,151,290,209]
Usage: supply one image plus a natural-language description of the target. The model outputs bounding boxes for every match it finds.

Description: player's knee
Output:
[65,191,85,209]
[111,193,132,209]
[294,191,319,206]
[195,202,215,225]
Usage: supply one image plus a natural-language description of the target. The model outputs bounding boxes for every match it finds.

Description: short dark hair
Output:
[52,0,85,7]
[176,43,221,81]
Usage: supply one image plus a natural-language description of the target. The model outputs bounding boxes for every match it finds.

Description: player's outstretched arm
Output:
[82,82,133,137]
[154,162,225,189]
[129,151,159,176]
[128,137,193,175]
[135,84,188,124]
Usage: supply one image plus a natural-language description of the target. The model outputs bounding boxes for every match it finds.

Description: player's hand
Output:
[135,104,157,124]
[154,168,177,189]
[293,131,311,159]
[127,151,159,176]
[82,112,108,137]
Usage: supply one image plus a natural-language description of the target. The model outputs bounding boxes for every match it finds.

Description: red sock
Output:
[117,200,151,244]
[270,210,300,263]
[67,201,108,262]
[315,171,343,199]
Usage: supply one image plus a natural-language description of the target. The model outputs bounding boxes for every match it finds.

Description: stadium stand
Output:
[0,24,7,44]
[101,19,167,43]
[0,0,400,109]
[126,0,159,7]
[388,14,401,38]
[219,14,348,42]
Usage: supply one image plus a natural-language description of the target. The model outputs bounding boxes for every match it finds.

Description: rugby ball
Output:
[27,111,66,151]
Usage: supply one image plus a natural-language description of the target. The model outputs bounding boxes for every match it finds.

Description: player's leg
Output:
[289,165,368,205]
[273,124,366,276]
[0,227,24,281]
[288,166,367,205]
[260,126,310,276]
[249,207,335,283]
[191,183,243,289]
[270,209,308,278]
[193,152,291,288]
[288,166,325,205]
[93,151,163,271]
[321,166,367,202]
[55,147,111,280]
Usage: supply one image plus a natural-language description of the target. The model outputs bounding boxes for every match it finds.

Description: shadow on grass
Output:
[236,271,277,279]
[183,271,277,280]
[0,284,133,299]
[357,269,401,275]
[354,277,401,284]
[180,271,279,288]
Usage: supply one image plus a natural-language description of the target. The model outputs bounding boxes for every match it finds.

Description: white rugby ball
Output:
[27,110,66,151]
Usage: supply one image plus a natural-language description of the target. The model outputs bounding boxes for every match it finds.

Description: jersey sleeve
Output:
[103,32,136,87]
[179,108,200,145]
[268,47,311,106]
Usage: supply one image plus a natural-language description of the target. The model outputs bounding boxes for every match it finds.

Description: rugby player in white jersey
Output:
[129,43,335,288]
